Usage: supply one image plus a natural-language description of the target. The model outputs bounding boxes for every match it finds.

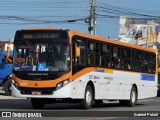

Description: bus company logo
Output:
[104,76,113,80]
[2,112,11,117]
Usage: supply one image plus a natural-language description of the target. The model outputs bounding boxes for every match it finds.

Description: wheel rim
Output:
[86,90,92,105]
[131,90,136,103]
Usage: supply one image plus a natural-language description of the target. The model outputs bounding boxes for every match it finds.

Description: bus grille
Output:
[19,87,55,95]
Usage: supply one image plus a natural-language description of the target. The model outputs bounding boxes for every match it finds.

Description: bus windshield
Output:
[13,41,70,72]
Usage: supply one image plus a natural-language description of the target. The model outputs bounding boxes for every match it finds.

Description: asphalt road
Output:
[0,88,160,119]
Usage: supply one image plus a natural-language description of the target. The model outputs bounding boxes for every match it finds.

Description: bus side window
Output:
[88,41,100,67]
[141,52,149,73]
[100,43,110,67]
[122,48,131,70]
[148,54,156,74]
[132,50,141,72]
[88,42,95,66]
[95,43,100,66]
[112,46,121,69]
[79,45,86,64]
[73,44,79,64]
[72,41,86,75]
[73,44,85,65]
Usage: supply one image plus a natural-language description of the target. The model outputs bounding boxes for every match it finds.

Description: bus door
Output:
[72,36,87,97]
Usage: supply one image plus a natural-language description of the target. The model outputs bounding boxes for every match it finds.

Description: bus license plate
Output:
[32,91,41,95]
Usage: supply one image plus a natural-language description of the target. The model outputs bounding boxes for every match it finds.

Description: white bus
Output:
[10,28,157,109]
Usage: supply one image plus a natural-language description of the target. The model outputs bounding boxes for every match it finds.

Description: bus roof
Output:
[22,28,62,31]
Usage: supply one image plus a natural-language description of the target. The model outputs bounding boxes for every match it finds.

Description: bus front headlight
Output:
[56,79,70,90]
[56,82,63,90]
[63,79,69,86]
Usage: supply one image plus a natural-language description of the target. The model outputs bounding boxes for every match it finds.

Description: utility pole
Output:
[146,25,149,47]
[88,0,96,35]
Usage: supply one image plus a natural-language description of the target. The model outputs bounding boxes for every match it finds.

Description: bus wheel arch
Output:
[132,84,138,100]
[127,84,138,107]
[87,81,95,99]
[81,81,95,109]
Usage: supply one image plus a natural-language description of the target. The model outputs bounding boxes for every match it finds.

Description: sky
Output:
[0,0,160,41]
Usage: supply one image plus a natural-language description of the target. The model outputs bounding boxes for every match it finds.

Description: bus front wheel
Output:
[4,79,12,96]
[81,85,93,109]
[127,86,137,107]
[31,98,45,109]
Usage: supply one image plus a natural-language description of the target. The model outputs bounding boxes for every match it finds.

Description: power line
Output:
[0,15,87,25]
[1,0,160,31]
[95,2,160,19]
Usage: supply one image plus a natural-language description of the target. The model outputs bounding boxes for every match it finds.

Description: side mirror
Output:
[6,41,13,63]
[75,44,80,58]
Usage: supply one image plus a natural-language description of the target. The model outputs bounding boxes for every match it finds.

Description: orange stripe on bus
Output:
[72,67,114,80]
[104,69,113,74]
[12,71,72,88]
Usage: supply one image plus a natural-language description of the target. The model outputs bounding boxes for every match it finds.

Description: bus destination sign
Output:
[23,33,60,39]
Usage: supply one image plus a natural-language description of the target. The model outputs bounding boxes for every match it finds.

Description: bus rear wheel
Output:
[127,86,137,107]
[31,98,45,109]
[81,85,93,109]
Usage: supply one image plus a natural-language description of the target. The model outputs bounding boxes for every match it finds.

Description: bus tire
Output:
[31,98,45,109]
[4,79,12,96]
[127,86,137,107]
[81,85,93,109]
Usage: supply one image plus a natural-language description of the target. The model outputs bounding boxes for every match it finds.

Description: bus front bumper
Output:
[11,83,72,98]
